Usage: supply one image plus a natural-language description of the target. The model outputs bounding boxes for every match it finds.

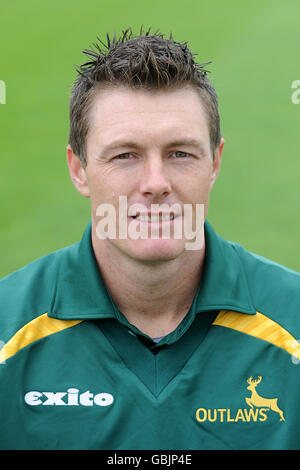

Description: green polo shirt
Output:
[1,220,300,450]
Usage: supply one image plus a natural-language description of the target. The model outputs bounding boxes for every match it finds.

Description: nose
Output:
[139,155,172,199]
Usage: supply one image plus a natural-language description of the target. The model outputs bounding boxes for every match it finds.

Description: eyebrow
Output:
[165,139,207,154]
[100,138,207,155]
[101,141,142,154]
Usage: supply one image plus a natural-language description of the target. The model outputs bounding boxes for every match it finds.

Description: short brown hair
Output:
[68,27,222,167]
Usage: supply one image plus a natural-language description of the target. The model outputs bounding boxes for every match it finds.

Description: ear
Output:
[66,145,90,198]
[210,137,224,190]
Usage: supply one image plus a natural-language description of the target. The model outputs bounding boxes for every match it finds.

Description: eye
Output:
[170,151,190,158]
[114,153,133,160]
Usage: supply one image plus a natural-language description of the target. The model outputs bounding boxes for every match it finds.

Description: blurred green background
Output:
[0,0,300,278]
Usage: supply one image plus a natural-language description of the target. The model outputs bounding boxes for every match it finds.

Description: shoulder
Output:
[231,241,300,334]
[0,242,79,342]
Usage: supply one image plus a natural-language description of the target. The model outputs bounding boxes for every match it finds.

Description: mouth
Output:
[129,212,178,223]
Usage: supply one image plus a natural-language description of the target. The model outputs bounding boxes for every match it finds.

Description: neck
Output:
[91,228,205,338]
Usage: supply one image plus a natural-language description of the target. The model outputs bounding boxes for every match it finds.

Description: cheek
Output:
[87,170,134,213]
[180,170,213,203]
[86,166,117,196]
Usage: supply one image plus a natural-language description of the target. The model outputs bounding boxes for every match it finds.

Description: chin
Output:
[119,238,187,263]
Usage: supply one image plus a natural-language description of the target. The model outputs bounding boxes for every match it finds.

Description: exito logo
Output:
[24,388,114,407]
[195,376,285,423]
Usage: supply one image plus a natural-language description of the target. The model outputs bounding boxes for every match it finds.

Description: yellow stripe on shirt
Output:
[213,310,300,360]
[0,313,83,363]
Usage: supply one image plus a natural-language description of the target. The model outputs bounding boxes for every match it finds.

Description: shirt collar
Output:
[48,222,116,320]
[48,220,256,320]
[194,220,255,315]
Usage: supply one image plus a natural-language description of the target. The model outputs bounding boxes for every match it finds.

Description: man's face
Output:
[67,85,224,263]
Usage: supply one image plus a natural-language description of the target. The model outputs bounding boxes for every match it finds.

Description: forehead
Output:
[87,85,210,149]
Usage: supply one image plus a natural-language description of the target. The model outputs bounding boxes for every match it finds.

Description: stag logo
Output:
[245,376,285,421]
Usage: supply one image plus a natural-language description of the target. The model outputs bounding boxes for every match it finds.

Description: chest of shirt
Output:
[1,316,299,450]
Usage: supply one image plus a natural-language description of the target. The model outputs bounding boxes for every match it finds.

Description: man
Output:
[1,28,300,451]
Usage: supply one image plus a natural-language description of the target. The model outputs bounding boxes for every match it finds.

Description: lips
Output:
[128,211,180,223]
[131,213,176,222]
